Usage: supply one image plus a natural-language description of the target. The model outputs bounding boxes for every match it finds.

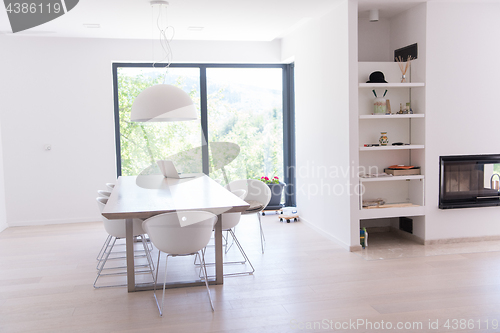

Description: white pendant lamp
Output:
[131,1,197,123]
[131,84,197,122]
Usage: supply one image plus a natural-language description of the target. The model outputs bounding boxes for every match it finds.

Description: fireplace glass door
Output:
[439,155,500,209]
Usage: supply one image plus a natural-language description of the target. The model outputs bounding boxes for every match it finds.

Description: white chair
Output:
[97,190,111,198]
[142,211,217,316]
[94,197,154,288]
[95,189,112,261]
[106,183,115,191]
[214,211,255,276]
[226,179,271,253]
[195,188,254,276]
[95,191,152,262]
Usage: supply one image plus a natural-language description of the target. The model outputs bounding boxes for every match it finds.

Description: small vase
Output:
[373,97,387,115]
[379,132,388,146]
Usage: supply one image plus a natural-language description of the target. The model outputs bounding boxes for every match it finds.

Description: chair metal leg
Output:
[96,235,112,261]
[96,236,149,270]
[199,229,254,277]
[228,229,255,275]
[152,251,161,313]
[159,254,169,316]
[200,250,214,311]
[153,251,168,317]
[94,235,155,289]
[140,235,155,280]
[258,212,265,253]
[94,237,117,288]
[224,229,235,254]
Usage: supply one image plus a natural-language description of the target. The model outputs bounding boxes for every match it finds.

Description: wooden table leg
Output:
[125,218,136,292]
[214,214,223,284]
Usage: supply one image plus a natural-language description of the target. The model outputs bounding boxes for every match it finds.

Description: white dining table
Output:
[101,174,249,292]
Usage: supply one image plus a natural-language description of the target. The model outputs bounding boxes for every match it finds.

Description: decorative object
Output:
[406,102,412,114]
[360,228,368,248]
[373,97,387,114]
[386,99,392,114]
[394,43,418,62]
[362,199,385,207]
[260,176,280,184]
[384,166,421,176]
[396,55,411,83]
[130,1,197,123]
[366,71,387,83]
[379,132,388,146]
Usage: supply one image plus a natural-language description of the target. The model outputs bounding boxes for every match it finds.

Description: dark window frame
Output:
[112,62,296,206]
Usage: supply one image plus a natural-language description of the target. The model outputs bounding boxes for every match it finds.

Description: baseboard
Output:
[7,217,100,227]
[300,216,352,251]
[349,244,363,252]
[424,234,500,245]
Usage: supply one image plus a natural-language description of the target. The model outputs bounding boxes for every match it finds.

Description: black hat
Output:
[366,71,387,83]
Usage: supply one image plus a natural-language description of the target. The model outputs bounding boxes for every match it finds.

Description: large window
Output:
[113,63,295,205]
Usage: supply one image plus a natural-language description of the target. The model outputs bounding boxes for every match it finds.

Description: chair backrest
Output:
[231,189,246,199]
[96,197,144,238]
[97,190,111,198]
[142,211,217,255]
[221,212,241,230]
[106,183,115,191]
[226,179,272,210]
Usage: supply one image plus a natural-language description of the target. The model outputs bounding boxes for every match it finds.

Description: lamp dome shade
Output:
[130,84,198,122]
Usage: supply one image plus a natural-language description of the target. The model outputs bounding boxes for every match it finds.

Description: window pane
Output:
[207,68,283,184]
[117,67,201,176]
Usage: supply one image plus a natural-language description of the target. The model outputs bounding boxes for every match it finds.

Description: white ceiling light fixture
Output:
[130,0,197,123]
[369,9,379,22]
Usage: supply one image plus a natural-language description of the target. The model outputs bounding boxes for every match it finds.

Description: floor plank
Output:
[1,215,500,332]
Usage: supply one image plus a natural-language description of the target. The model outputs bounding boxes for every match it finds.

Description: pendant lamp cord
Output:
[151,2,174,72]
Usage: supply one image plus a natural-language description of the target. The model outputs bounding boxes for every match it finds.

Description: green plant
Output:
[260,176,279,184]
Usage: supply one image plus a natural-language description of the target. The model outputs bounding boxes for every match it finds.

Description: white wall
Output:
[358,18,391,62]
[425,2,500,241]
[390,4,426,84]
[348,0,360,249]
[0,36,280,226]
[282,0,352,249]
[0,122,7,233]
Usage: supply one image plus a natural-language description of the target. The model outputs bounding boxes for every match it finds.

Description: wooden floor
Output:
[2,215,500,332]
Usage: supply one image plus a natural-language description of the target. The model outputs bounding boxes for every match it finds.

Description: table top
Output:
[102,174,250,220]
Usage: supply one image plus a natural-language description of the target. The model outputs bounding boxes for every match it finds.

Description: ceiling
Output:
[357,0,425,19]
[0,0,342,41]
[0,0,434,41]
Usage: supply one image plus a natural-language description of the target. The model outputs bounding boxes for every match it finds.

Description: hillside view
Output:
[116,66,284,185]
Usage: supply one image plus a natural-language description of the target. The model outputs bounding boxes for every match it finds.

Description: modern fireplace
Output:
[439,154,500,209]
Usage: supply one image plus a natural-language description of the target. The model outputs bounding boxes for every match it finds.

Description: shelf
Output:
[359,82,425,88]
[359,114,424,119]
[360,144,424,151]
[360,175,424,182]
[359,204,425,219]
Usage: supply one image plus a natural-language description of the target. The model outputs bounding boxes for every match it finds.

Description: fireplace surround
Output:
[439,154,500,209]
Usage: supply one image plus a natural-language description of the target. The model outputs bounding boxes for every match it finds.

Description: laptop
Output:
[156,160,197,179]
